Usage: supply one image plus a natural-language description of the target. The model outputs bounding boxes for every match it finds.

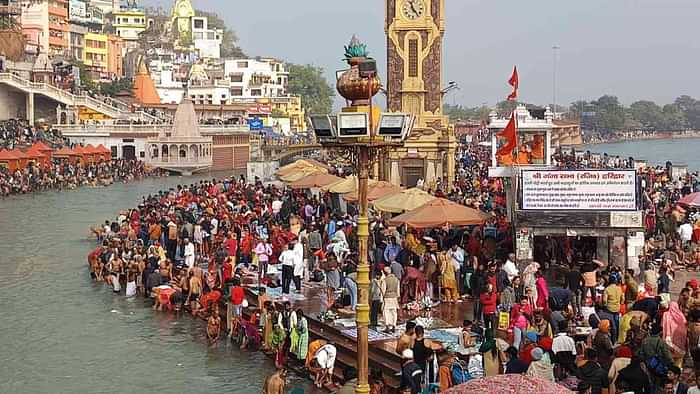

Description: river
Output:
[585,137,700,170]
[0,174,310,394]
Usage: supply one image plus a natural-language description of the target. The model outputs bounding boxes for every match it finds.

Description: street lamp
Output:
[308,36,414,394]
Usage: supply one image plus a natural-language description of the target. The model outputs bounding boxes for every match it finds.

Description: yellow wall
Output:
[84,32,108,70]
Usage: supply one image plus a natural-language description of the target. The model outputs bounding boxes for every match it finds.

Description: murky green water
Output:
[0,174,309,394]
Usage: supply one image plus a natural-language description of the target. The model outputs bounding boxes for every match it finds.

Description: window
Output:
[237,61,248,68]
[230,87,243,96]
[193,19,204,29]
[206,32,215,40]
[230,73,243,83]
[251,89,262,96]
[192,32,203,40]
[408,38,418,77]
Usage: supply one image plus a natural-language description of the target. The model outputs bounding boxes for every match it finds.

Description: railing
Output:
[54,124,251,134]
[0,73,159,122]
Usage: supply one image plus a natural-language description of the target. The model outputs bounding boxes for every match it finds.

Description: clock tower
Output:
[384,0,455,189]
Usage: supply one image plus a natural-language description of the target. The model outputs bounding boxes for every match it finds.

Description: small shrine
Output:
[146,98,212,175]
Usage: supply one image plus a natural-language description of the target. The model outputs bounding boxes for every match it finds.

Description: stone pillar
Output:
[26,93,34,124]
[390,160,400,186]
[425,160,436,189]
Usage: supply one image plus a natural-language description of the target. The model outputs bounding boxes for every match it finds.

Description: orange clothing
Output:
[531,135,545,159]
[516,149,530,164]
[149,223,161,241]
[439,364,453,392]
[498,153,514,166]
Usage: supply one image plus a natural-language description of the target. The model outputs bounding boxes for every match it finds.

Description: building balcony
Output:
[49,35,68,47]
[49,22,68,32]
[48,6,68,18]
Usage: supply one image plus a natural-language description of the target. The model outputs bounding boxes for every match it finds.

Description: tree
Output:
[628,100,664,129]
[674,95,700,129]
[661,104,687,131]
[286,63,334,114]
[590,95,625,133]
[98,78,133,97]
[196,10,246,58]
[443,104,489,122]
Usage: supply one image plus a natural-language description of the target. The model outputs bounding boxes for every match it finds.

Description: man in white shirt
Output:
[447,244,465,294]
[678,221,693,246]
[279,243,296,294]
[292,240,305,292]
[503,253,519,283]
[552,320,576,373]
[183,238,195,268]
[272,198,283,216]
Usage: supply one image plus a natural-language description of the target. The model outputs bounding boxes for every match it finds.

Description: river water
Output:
[585,137,700,170]
[0,174,310,394]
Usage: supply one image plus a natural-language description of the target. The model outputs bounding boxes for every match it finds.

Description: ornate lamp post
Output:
[312,36,411,394]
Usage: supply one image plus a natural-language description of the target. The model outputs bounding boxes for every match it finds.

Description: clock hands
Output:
[408,0,419,15]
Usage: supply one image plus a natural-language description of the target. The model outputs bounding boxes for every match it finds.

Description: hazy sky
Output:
[145,0,700,108]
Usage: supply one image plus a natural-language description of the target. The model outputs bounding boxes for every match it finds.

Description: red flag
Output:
[496,113,517,156]
[507,66,519,101]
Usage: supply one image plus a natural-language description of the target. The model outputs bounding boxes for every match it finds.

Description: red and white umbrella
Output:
[678,192,700,208]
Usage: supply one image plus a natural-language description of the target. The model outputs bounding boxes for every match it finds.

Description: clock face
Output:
[402,0,425,20]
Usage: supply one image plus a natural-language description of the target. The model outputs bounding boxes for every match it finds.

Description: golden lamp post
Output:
[310,36,414,394]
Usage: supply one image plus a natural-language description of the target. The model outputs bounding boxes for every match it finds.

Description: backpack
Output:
[451,360,472,385]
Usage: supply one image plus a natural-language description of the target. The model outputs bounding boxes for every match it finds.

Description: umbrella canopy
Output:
[278,167,326,183]
[373,188,436,213]
[287,173,342,189]
[679,192,700,208]
[388,198,489,228]
[343,181,403,202]
[322,175,379,194]
[276,159,328,177]
[445,374,573,394]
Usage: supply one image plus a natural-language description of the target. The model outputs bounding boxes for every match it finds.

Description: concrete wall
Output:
[247,160,279,182]
[0,89,26,120]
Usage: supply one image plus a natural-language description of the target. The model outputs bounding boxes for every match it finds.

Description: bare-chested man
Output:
[262,368,287,394]
[396,321,416,355]
[189,270,203,315]
[207,307,221,344]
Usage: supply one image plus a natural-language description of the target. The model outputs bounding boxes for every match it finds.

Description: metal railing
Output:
[54,124,250,134]
[0,73,159,122]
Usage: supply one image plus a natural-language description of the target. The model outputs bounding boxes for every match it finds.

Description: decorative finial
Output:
[344,34,369,60]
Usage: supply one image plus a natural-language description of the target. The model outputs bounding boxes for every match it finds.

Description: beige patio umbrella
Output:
[388,198,490,229]
[278,167,325,182]
[373,188,436,213]
[322,175,380,194]
[275,159,328,177]
[343,181,403,202]
[287,172,342,189]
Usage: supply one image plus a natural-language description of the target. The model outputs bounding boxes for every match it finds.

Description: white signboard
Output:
[521,169,637,211]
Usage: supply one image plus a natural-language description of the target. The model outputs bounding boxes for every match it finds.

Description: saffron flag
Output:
[496,113,517,156]
[507,66,519,101]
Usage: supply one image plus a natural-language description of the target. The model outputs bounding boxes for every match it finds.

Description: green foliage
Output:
[287,63,334,114]
[98,78,133,97]
[443,104,489,122]
[195,9,246,58]
[75,62,96,92]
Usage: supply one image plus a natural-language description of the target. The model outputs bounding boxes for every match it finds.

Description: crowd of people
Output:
[0,119,68,149]
[85,139,700,393]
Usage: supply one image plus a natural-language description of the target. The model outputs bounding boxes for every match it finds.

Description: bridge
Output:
[256,139,321,164]
[0,73,159,123]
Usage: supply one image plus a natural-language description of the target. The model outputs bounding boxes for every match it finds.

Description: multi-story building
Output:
[22,0,70,57]
[89,0,119,14]
[83,32,108,79]
[191,16,221,59]
[269,95,306,132]
[107,34,124,79]
[112,5,146,48]
[67,0,104,61]
[224,57,288,98]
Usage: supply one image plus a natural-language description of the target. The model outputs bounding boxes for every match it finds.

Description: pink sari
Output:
[662,302,687,356]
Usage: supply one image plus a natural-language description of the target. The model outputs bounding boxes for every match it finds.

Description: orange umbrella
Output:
[287,173,342,189]
[388,198,490,229]
[343,181,403,202]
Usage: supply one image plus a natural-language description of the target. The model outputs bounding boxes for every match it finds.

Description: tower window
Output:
[408,38,418,77]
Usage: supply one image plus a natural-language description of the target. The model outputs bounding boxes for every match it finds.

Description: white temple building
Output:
[146,99,212,175]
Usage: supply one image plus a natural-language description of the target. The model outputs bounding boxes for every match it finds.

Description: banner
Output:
[521,169,637,211]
